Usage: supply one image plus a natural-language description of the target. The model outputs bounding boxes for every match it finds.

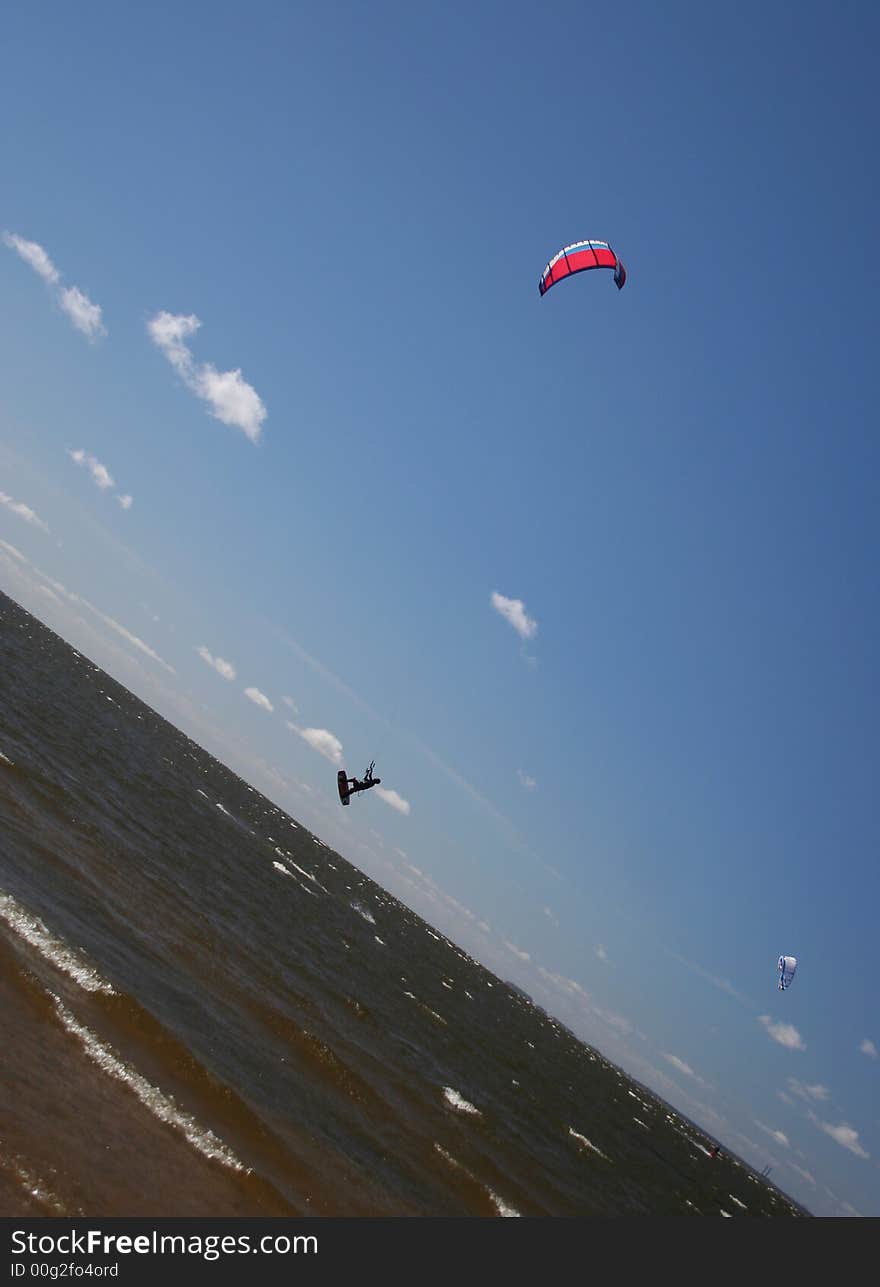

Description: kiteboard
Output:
[337,769,350,806]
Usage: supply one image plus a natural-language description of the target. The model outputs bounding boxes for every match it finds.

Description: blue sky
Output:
[2,1,878,1216]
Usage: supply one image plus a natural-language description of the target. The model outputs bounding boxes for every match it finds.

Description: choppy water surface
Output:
[0,592,805,1216]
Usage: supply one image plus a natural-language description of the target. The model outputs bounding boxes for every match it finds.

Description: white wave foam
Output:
[0,1148,71,1215]
[51,997,246,1173]
[633,1117,649,1130]
[374,936,385,946]
[0,892,114,995]
[488,1190,520,1217]
[0,749,13,765]
[568,1128,611,1161]
[433,1146,519,1216]
[729,1195,747,1209]
[351,902,375,925]
[442,1087,480,1115]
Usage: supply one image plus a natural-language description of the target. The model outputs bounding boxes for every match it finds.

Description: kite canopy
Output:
[539,240,626,296]
[778,955,798,990]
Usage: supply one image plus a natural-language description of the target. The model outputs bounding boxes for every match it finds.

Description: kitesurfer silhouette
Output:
[347,761,381,795]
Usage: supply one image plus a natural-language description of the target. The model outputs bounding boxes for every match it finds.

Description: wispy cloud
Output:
[758,1015,806,1051]
[662,1052,696,1078]
[595,944,609,963]
[491,591,537,641]
[659,1052,711,1090]
[4,233,59,283]
[859,1038,877,1059]
[537,966,591,1004]
[0,491,49,532]
[244,686,273,712]
[0,543,175,675]
[787,1161,816,1187]
[375,786,411,816]
[756,1121,790,1148]
[68,448,114,490]
[504,940,531,963]
[808,1113,869,1159]
[58,286,105,340]
[287,723,344,765]
[786,1078,829,1103]
[94,609,173,671]
[517,769,536,790]
[196,646,236,681]
[4,233,106,339]
[147,311,267,443]
[664,949,750,1006]
[281,695,298,713]
[68,449,133,512]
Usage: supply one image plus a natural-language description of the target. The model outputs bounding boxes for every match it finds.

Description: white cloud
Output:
[504,940,531,963]
[374,786,411,815]
[662,1052,695,1077]
[810,1115,869,1159]
[4,233,105,339]
[786,1078,829,1103]
[91,608,175,674]
[244,686,273,713]
[116,494,133,510]
[758,1015,806,1051]
[543,906,559,927]
[537,966,591,1003]
[491,591,537,640]
[288,724,344,765]
[196,646,236,681]
[3,232,59,283]
[756,1121,790,1148]
[281,695,298,713]
[859,1038,877,1059]
[68,449,114,490]
[517,769,537,790]
[595,943,609,963]
[0,492,49,532]
[148,311,266,443]
[58,285,106,340]
[787,1162,816,1187]
[664,949,750,1005]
